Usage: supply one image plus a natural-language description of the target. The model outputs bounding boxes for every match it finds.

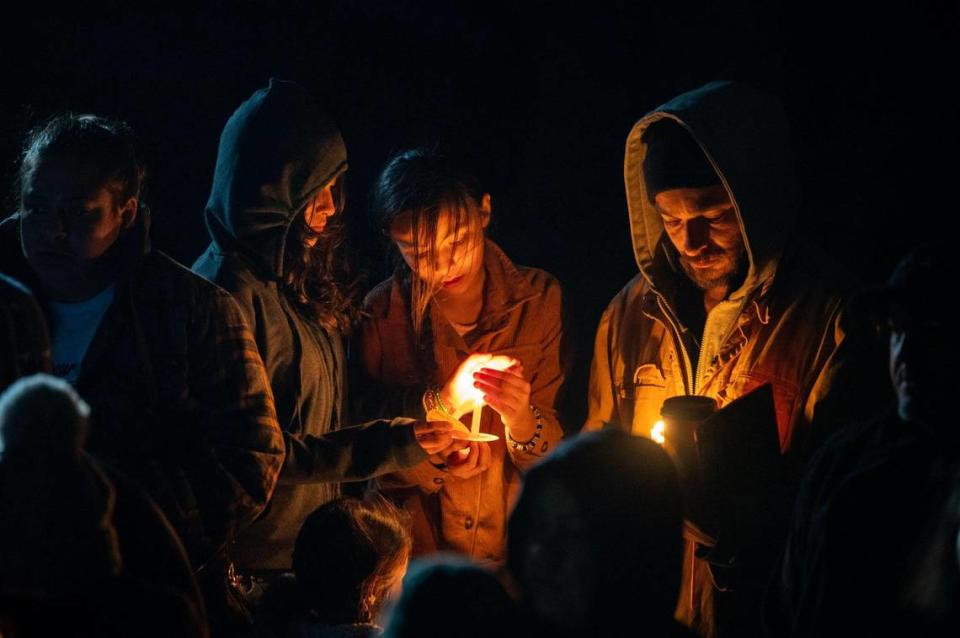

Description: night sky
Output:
[2,0,955,425]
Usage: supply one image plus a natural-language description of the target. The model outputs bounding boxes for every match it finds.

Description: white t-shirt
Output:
[49,285,116,384]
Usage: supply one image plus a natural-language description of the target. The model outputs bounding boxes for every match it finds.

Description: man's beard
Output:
[679,248,747,292]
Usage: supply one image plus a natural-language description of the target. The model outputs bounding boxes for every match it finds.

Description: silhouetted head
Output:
[508,429,683,635]
[293,497,411,625]
[862,243,947,428]
[0,373,89,461]
[381,554,520,638]
[0,374,120,604]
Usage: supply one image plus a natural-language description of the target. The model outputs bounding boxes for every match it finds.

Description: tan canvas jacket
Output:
[584,82,864,636]
[354,240,566,565]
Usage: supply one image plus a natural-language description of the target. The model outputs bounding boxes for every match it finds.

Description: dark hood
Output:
[624,81,801,299]
[204,78,347,279]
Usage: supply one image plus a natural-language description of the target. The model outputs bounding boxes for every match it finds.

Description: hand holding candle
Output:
[472,360,535,441]
[440,353,517,442]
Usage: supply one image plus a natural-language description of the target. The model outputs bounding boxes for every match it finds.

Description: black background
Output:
[2,0,955,425]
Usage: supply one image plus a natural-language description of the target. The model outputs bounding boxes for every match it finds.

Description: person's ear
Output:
[119,198,138,230]
[479,193,492,229]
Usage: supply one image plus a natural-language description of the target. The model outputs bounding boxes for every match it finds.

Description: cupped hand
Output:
[443,441,493,479]
[472,362,535,435]
[439,353,517,417]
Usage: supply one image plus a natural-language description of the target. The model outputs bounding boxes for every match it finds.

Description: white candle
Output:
[471,402,483,435]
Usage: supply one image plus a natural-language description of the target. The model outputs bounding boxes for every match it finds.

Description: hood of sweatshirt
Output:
[623,81,801,302]
[203,78,347,279]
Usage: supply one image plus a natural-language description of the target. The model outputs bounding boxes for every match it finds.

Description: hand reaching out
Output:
[413,420,454,456]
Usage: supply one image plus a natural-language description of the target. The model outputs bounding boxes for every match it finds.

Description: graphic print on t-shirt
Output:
[49,285,115,384]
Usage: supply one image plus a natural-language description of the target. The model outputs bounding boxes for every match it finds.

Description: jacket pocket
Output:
[632,363,667,389]
[617,363,669,436]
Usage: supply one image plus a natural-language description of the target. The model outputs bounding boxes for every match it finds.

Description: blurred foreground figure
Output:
[256,497,411,638]
[381,554,521,638]
[778,243,955,637]
[508,429,694,638]
[0,113,285,635]
[585,81,885,636]
[0,374,206,638]
[0,273,51,391]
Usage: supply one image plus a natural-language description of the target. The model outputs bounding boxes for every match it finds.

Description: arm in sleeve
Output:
[584,303,618,431]
[222,280,428,486]
[279,416,426,485]
[187,288,285,539]
[377,457,449,495]
[505,281,566,470]
[704,299,890,585]
[349,310,451,495]
[348,313,430,423]
[797,300,893,467]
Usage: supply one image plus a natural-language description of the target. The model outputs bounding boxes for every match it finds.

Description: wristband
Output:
[507,405,544,454]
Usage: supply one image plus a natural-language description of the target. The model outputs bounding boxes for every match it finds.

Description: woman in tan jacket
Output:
[352,148,567,565]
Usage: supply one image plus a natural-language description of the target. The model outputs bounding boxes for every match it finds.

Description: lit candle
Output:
[451,354,516,442]
[456,362,487,436]
[651,420,666,445]
[471,400,483,436]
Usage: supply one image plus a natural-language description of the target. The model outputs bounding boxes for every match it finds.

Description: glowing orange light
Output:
[651,420,666,445]
[453,354,517,408]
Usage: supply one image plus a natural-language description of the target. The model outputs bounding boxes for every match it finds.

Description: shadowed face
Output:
[19,153,138,301]
[302,179,340,247]
[887,303,947,426]
[655,184,745,292]
[389,194,490,296]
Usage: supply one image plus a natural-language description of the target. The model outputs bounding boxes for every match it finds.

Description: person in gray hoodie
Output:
[193,80,452,580]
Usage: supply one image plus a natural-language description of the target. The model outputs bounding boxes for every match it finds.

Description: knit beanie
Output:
[642,119,720,202]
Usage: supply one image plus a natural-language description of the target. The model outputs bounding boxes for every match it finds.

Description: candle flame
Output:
[454,354,518,407]
[455,367,486,405]
[651,420,665,445]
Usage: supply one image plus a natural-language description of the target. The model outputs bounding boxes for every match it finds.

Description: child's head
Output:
[293,497,411,625]
[0,373,89,460]
[372,148,490,331]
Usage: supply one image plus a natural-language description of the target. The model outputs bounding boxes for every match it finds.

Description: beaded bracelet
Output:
[422,386,454,419]
[507,405,543,454]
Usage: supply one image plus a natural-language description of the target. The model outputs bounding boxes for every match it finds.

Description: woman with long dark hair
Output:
[353,147,567,565]
[193,80,452,587]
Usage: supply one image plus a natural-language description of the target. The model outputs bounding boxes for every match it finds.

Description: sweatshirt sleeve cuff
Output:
[389,417,428,469]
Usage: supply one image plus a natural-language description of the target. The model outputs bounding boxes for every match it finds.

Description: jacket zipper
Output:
[694,299,741,395]
[654,293,696,394]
